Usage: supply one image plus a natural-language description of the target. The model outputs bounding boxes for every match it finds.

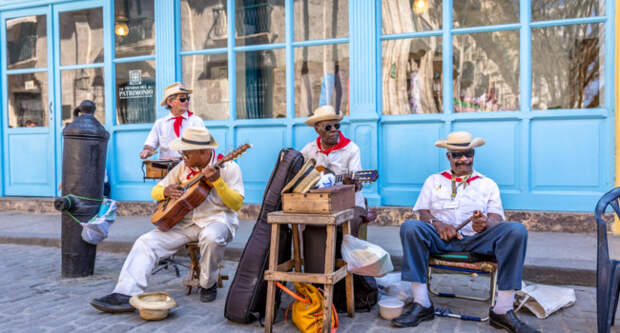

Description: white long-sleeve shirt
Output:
[143,111,206,159]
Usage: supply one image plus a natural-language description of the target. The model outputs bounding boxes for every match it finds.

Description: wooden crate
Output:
[282,185,355,214]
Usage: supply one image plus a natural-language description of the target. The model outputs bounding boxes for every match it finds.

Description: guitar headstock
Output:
[353,170,379,184]
[217,144,252,165]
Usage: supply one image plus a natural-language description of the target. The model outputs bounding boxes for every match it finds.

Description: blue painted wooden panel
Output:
[452,120,520,190]
[235,125,286,203]
[5,132,53,195]
[530,118,602,190]
[114,130,150,183]
[293,124,316,151]
[208,126,229,154]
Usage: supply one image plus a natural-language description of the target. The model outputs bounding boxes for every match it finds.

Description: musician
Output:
[91,127,244,312]
[393,131,539,333]
[140,82,206,160]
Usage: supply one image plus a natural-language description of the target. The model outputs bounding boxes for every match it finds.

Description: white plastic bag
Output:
[376,272,414,304]
[80,198,117,245]
[515,283,576,319]
[341,235,393,277]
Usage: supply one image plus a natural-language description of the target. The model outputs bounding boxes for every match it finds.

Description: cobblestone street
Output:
[0,244,609,332]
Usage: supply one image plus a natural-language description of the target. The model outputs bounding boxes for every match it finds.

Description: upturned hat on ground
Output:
[169,127,218,151]
[160,82,193,106]
[129,292,177,321]
[434,131,485,151]
[305,105,343,126]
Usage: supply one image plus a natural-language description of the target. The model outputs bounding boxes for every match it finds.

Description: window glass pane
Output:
[235,0,284,46]
[182,54,229,120]
[382,37,442,115]
[453,31,520,113]
[115,0,155,58]
[453,0,519,28]
[6,15,47,70]
[532,0,604,21]
[236,49,285,119]
[61,68,105,126]
[181,0,227,50]
[59,8,103,66]
[7,73,49,128]
[115,61,156,124]
[294,44,349,118]
[293,0,348,41]
[532,23,604,110]
[381,0,442,35]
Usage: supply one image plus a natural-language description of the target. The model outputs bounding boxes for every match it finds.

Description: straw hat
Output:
[305,105,343,126]
[169,127,218,151]
[434,131,485,151]
[129,292,177,321]
[160,82,193,106]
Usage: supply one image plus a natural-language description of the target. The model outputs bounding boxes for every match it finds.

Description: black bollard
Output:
[56,100,109,278]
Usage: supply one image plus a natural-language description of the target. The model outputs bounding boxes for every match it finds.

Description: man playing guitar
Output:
[91,127,244,312]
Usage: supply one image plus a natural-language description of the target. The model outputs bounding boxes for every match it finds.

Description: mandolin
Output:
[151,144,251,231]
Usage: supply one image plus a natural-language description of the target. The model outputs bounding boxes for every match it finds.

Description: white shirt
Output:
[144,111,206,159]
[413,170,505,236]
[157,153,244,237]
[301,137,366,208]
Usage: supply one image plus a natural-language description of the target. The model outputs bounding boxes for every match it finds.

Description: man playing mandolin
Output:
[91,127,244,312]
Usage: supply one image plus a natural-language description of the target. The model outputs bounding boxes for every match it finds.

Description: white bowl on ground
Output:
[378,298,404,320]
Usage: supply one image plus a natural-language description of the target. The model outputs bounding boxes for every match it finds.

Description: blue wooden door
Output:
[1,7,56,196]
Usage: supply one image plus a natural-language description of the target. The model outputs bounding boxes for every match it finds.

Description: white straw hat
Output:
[160,82,193,106]
[434,131,485,151]
[169,127,218,151]
[305,105,343,126]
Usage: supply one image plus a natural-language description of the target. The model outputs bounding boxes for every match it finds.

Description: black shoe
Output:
[199,284,217,303]
[391,302,435,328]
[489,309,540,333]
[90,293,134,313]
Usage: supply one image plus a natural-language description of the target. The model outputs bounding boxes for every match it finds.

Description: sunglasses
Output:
[177,96,190,103]
[450,150,475,159]
[323,123,340,131]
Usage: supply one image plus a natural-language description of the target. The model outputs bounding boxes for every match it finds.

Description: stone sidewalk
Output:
[0,244,613,333]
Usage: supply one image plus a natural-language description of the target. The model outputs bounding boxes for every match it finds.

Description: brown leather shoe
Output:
[489,309,540,333]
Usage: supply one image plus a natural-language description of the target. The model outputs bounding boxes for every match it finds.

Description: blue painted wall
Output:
[0,0,616,212]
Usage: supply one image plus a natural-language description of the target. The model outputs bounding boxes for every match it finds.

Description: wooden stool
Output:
[182,241,229,295]
[264,209,355,333]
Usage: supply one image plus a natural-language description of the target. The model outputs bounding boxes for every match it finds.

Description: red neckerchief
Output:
[317,132,351,155]
[440,171,480,184]
[172,110,194,138]
[185,151,223,180]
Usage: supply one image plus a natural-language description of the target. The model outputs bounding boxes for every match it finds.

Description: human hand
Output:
[471,210,486,233]
[433,220,463,241]
[164,185,184,199]
[140,147,154,159]
[203,166,220,183]
[342,175,362,191]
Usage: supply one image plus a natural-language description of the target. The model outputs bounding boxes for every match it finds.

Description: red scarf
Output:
[317,132,351,155]
[172,110,194,138]
[185,153,224,179]
[440,171,480,184]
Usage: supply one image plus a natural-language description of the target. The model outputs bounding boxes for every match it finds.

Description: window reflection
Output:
[453,0,519,28]
[59,8,104,66]
[236,49,285,119]
[293,0,348,41]
[180,0,227,50]
[532,24,604,110]
[453,31,519,112]
[115,61,156,124]
[6,15,47,70]
[294,44,349,118]
[381,0,442,35]
[115,0,155,58]
[7,73,49,128]
[382,38,443,115]
[182,55,229,120]
[61,68,105,126]
[532,0,604,21]
[235,0,284,46]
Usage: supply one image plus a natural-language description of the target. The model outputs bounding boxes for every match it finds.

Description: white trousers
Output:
[113,221,232,296]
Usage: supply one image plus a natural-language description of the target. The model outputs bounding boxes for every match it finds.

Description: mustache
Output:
[455,161,472,167]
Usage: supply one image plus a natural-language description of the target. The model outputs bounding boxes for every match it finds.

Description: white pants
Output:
[113,221,232,296]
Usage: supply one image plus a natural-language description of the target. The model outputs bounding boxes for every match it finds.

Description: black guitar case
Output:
[224,148,304,323]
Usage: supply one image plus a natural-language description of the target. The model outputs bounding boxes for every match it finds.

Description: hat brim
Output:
[159,88,194,106]
[434,137,485,150]
[305,113,343,126]
[169,137,218,151]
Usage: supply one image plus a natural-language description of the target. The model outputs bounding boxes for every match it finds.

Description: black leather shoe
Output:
[391,302,435,328]
[90,293,134,313]
[199,284,217,303]
[489,309,540,333]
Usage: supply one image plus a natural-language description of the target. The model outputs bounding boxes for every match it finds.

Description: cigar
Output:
[455,211,482,231]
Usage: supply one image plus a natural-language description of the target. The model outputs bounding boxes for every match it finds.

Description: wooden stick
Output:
[455,211,482,232]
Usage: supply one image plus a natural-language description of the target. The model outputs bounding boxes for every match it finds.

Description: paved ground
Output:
[0,243,615,333]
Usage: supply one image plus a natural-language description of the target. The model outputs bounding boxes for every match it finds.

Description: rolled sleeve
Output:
[143,122,160,149]
[486,181,505,219]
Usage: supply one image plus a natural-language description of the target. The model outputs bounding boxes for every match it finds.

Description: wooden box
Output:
[282,185,355,214]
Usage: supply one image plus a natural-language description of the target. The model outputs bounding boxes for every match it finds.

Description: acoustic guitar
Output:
[151,144,251,231]
[315,166,379,184]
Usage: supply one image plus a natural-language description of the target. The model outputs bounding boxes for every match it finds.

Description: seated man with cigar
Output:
[393,131,538,333]
[91,127,244,312]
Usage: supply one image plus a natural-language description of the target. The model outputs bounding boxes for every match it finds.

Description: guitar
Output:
[315,166,379,184]
[151,144,251,231]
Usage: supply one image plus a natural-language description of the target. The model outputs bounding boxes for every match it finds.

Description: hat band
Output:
[447,142,471,146]
[181,137,213,146]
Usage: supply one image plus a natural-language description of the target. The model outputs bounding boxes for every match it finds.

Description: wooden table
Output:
[264,209,355,333]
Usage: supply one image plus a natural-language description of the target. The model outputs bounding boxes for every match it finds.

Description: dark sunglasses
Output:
[450,150,474,159]
[177,96,190,103]
[323,123,340,131]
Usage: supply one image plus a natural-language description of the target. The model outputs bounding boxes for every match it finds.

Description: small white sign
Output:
[129,69,142,85]
[25,80,35,90]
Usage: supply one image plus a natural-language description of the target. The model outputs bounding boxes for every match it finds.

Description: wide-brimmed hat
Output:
[305,105,343,126]
[160,82,193,106]
[169,127,218,151]
[434,131,485,151]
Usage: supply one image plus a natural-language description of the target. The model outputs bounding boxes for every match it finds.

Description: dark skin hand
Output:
[342,175,362,192]
[419,209,503,241]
